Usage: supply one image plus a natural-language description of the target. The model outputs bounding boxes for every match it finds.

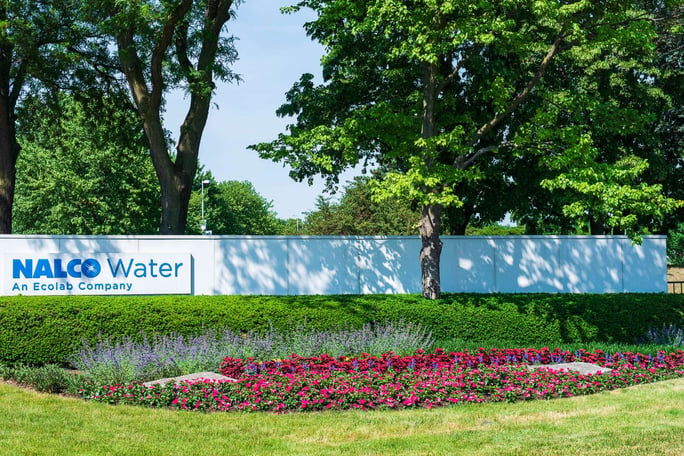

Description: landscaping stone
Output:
[526,362,609,376]
[143,372,236,387]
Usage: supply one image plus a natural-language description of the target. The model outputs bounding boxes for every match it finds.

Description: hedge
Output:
[1,294,683,365]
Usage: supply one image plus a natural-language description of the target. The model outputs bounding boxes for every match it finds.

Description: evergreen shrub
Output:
[1,294,683,365]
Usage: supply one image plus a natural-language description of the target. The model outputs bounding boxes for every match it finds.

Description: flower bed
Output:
[218,347,684,378]
[79,348,684,413]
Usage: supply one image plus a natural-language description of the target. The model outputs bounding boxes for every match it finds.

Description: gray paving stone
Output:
[143,372,236,387]
[526,362,610,375]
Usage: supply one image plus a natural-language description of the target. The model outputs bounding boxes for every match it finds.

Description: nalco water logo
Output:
[7,254,191,295]
[13,258,101,279]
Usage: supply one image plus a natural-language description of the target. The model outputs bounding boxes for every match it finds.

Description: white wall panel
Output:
[356,238,421,294]
[560,237,622,292]
[214,237,288,295]
[621,237,667,293]
[441,237,496,293]
[495,237,563,293]
[287,237,357,295]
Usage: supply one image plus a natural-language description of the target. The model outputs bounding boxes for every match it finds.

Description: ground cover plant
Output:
[3,320,684,418]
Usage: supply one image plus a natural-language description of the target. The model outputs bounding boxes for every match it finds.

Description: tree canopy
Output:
[186,174,281,235]
[0,0,115,233]
[254,0,683,298]
[13,92,160,234]
[302,176,420,235]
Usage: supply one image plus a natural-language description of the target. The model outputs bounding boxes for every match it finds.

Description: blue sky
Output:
[165,1,356,220]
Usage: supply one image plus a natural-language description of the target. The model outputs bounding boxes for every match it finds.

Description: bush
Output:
[668,223,684,266]
[0,362,78,394]
[1,294,683,365]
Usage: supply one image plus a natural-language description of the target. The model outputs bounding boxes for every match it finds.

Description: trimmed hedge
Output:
[1,294,683,365]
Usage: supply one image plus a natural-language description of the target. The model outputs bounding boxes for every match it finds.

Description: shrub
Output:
[2,294,683,365]
[0,363,78,394]
[668,223,684,266]
[641,323,684,347]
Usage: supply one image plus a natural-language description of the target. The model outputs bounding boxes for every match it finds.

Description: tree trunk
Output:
[589,217,606,235]
[418,62,444,299]
[0,146,16,234]
[0,78,18,234]
[419,203,443,299]
[115,1,231,235]
[158,171,192,234]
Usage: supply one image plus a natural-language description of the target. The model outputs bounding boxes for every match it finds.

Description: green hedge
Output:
[1,294,683,365]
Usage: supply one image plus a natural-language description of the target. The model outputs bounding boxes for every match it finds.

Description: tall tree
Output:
[303,176,420,235]
[186,175,280,235]
[255,0,679,298]
[0,0,111,233]
[88,0,241,234]
[14,92,160,234]
[504,1,683,236]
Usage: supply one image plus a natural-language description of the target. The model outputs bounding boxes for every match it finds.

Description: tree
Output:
[0,0,113,233]
[303,176,419,235]
[186,174,280,235]
[652,1,684,232]
[501,1,684,236]
[88,0,241,234]
[255,1,679,298]
[13,92,160,234]
[668,223,684,266]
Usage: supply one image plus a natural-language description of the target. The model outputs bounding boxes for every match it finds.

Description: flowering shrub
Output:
[80,348,684,413]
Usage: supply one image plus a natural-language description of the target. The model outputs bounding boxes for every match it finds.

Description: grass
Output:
[1,378,683,455]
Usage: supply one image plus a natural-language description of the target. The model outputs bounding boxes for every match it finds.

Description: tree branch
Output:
[150,0,194,108]
[470,24,567,150]
[437,47,476,95]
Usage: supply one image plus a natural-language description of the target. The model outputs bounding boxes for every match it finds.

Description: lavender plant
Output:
[69,321,434,384]
[641,323,684,347]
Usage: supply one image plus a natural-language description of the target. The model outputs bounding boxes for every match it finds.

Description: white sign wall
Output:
[0,235,667,295]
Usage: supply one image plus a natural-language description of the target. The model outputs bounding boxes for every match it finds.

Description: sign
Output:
[4,253,192,295]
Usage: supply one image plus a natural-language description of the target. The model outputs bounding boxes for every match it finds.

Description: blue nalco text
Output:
[13,258,101,279]
[13,257,184,279]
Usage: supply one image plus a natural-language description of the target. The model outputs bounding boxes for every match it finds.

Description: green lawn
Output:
[1,378,683,455]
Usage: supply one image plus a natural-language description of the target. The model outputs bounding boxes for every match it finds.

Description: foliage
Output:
[668,223,684,266]
[0,0,117,233]
[465,224,525,236]
[0,362,79,394]
[2,294,684,366]
[81,349,684,412]
[68,322,434,384]
[303,176,420,235]
[13,92,160,234]
[301,177,524,235]
[186,175,281,235]
[641,323,684,347]
[254,0,682,297]
[86,0,242,234]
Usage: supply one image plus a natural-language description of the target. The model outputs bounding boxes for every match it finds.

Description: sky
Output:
[165,1,356,220]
